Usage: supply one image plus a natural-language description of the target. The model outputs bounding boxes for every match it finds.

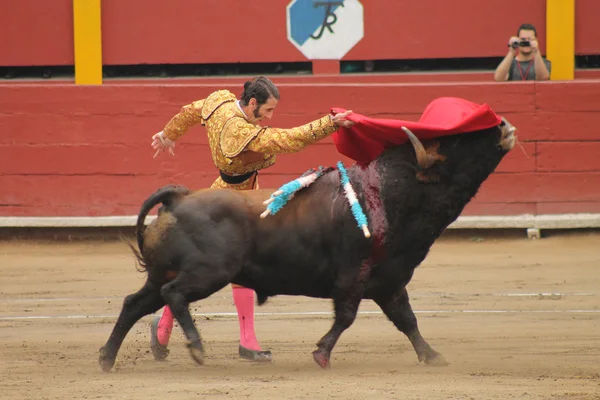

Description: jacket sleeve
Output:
[244,115,337,154]
[162,99,206,141]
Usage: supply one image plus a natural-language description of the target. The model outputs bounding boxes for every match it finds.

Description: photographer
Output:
[494,23,551,81]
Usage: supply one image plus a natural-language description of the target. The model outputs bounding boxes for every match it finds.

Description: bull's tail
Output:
[129,184,191,272]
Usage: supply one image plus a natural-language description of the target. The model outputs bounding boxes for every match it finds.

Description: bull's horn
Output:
[401,127,434,169]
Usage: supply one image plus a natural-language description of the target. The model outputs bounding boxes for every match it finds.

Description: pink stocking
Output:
[232,286,262,350]
[156,306,174,346]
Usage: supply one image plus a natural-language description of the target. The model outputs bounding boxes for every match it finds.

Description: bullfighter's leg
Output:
[149,306,173,361]
[313,264,371,369]
[374,287,448,366]
[160,264,231,366]
[218,175,271,361]
[231,283,272,362]
[99,281,164,372]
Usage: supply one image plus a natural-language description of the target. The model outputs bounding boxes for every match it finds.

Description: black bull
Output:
[99,119,516,372]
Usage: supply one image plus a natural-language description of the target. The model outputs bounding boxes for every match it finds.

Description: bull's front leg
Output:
[374,287,448,366]
[313,262,371,369]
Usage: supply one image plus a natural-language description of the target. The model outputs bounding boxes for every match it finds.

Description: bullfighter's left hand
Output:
[152,131,176,158]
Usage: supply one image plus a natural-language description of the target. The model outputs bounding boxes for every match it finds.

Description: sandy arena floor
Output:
[1,229,599,400]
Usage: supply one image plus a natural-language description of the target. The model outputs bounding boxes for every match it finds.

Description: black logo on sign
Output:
[310,1,344,40]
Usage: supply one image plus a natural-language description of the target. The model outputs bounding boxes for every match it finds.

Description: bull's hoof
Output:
[423,351,449,366]
[312,349,331,370]
[98,346,115,372]
[187,340,205,365]
[239,345,273,362]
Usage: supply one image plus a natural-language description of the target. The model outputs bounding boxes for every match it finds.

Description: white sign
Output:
[286,0,364,60]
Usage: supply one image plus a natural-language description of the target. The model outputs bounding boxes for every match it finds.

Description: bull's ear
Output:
[415,142,446,183]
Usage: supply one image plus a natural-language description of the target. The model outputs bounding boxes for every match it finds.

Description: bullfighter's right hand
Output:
[331,110,355,128]
[152,131,176,158]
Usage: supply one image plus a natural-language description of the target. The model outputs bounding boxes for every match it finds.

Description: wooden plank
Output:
[0,143,354,176]
[0,83,536,117]
[0,114,176,146]
[275,83,536,115]
[525,111,600,141]
[0,138,536,176]
[496,142,536,173]
[575,69,600,79]
[0,173,304,217]
[535,81,600,112]
[0,113,350,146]
[474,172,600,203]
[0,144,211,175]
[537,201,600,214]
[537,142,600,172]
[4,171,600,217]
[461,202,537,216]
[473,173,540,203]
[0,85,169,115]
[536,172,600,202]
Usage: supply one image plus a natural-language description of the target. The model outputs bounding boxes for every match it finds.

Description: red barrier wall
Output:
[99,0,548,64]
[0,0,74,66]
[576,0,600,55]
[2,0,600,67]
[2,80,600,217]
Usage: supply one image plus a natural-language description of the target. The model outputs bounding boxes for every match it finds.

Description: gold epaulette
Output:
[201,90,238,120]
[220,117,262,158]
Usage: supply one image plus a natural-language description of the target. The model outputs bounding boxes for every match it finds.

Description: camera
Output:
[510,40,531,49]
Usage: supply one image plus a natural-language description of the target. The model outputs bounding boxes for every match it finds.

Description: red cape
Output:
[330,97,502,165]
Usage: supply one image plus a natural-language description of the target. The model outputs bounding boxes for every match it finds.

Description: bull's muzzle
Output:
[499,117,517,151]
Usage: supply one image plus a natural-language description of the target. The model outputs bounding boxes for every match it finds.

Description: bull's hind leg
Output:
[99,281,164,372]
[374,287,448,366]
[313,263,371,369]
[160,262,231,366]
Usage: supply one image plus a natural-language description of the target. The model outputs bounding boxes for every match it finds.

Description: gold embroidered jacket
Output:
[162,90,338,179]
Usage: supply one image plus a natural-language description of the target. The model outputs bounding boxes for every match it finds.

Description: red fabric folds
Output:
[330,97,502,165]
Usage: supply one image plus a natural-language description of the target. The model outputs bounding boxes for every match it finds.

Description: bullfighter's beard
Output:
[330,97,503,165]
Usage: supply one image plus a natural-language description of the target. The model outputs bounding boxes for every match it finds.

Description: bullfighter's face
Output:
[248,96,278,124]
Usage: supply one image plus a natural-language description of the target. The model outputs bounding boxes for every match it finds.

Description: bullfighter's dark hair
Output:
[517,23,537,37]
[240,76,280,106]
